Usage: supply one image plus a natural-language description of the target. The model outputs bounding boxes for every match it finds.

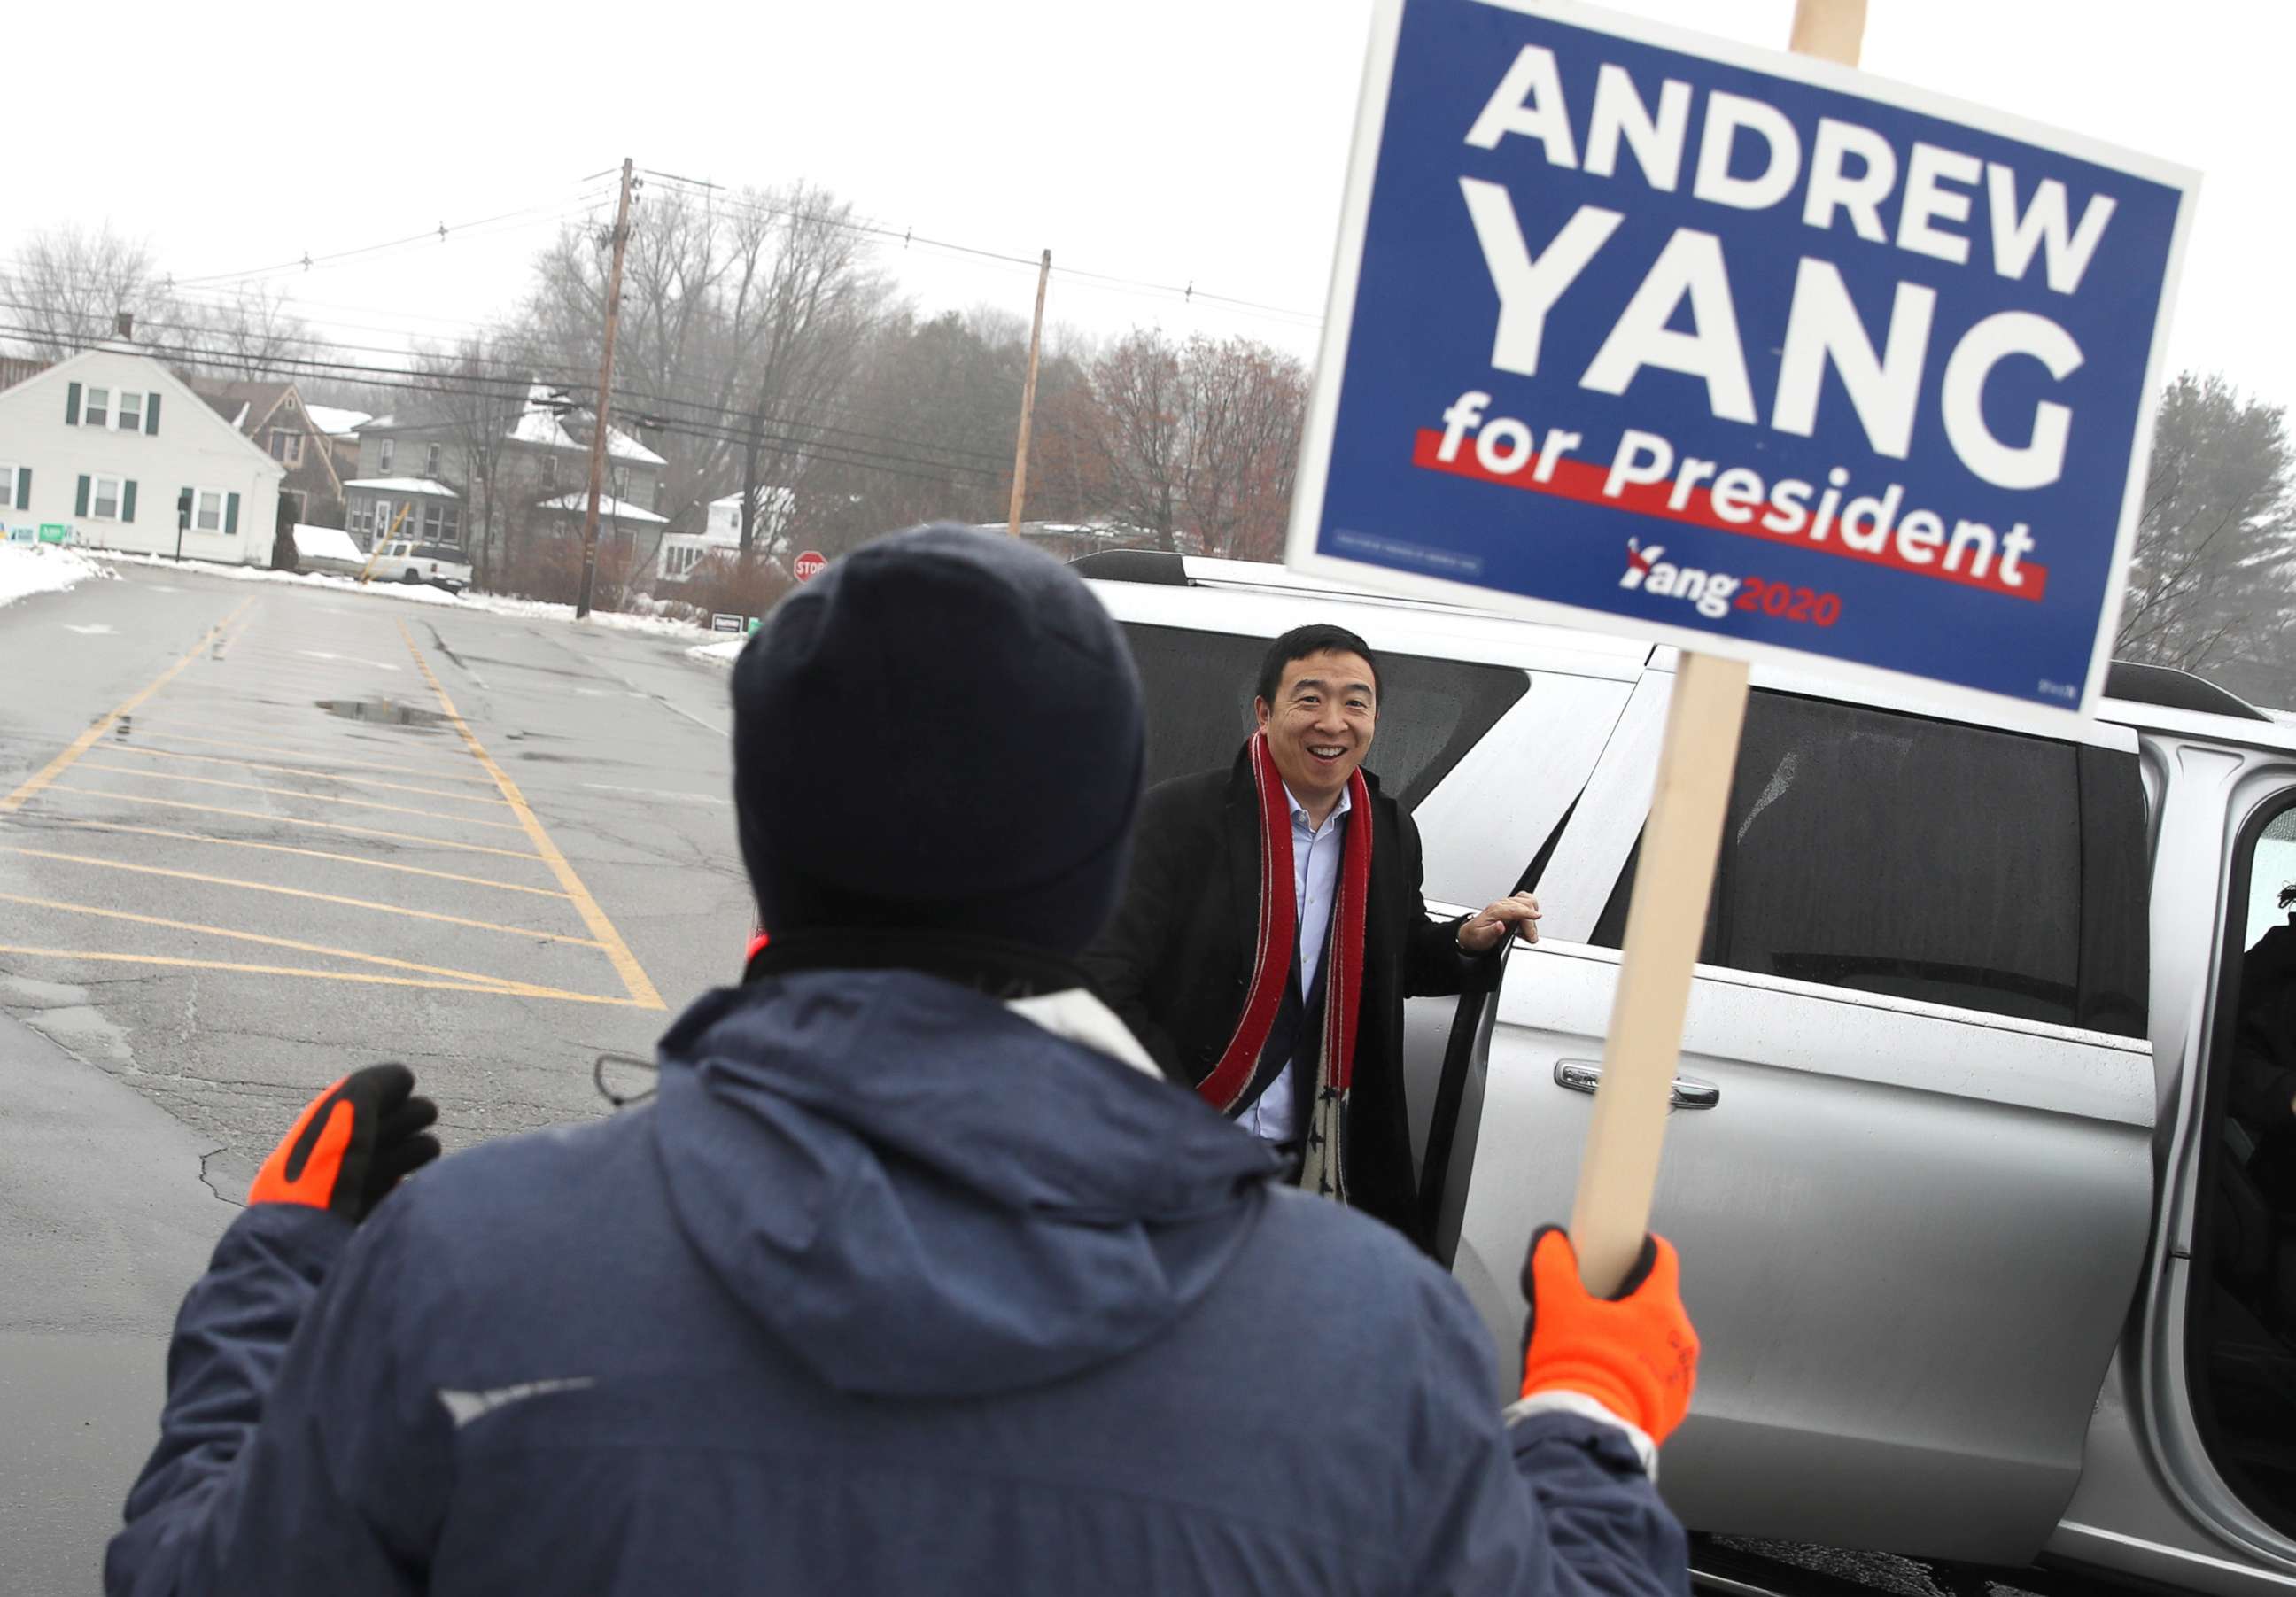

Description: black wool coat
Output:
[1082,744,1494,1244]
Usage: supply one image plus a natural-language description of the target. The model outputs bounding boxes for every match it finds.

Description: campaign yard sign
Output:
[1287,0,2198,723]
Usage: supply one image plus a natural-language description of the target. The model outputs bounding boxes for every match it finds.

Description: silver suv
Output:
[1080,550,2296,1594]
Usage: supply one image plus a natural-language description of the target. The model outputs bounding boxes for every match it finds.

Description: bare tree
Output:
[171,283,320,376]
[1077,329,1308,555]
[1086,329,1187,547]
[0,223,176,358]
[518,182,885,556]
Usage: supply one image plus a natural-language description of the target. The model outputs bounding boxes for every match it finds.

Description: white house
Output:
[0,345,284,564]
[660,487,795,582]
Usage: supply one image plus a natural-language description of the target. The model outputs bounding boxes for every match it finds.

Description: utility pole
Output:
[740,402,764,560]
[1006,249,1051,538]
[577,157,636,619]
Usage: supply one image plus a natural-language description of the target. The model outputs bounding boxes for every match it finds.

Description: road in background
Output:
[0,561,749,1580]
[0,561,749,1182]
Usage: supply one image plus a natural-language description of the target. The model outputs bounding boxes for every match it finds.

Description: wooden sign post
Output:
[1566,0,1866,1297]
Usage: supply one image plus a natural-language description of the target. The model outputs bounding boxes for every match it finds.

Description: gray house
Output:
[345,385,667,563]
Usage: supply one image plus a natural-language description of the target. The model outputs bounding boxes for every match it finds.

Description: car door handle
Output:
[1553,1058,1719,1110]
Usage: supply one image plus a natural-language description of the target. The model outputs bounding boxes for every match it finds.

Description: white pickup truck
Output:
[368,539,471,594]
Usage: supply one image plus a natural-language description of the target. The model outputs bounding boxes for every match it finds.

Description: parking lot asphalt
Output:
[0,561,753,1182]
[0,560,754,1580]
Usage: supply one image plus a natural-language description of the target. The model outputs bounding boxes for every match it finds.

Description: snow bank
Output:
[82,549,723,639]
[0,542,112,611]
[686,637,749,665]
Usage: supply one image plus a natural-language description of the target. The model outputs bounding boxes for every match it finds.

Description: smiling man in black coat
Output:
[1082,624,1541,1244]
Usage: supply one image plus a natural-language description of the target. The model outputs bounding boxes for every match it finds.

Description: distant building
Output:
[0,355,50,394]
[348,385,666,555]
[660,487,796,582]
[190,379,351,529]
[0,344,283,564]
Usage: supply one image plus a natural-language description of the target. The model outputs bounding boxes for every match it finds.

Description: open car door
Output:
[1437,669,2159,1563]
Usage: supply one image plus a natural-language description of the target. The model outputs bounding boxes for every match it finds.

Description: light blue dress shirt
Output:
[1236,782,1353,1144]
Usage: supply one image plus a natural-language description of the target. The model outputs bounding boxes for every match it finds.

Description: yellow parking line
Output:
[72,760,531,831]
[0,891,611,1001]
[0,946,646,1005]
[0,845,605,947]
[1,599,255,815]
[211,609,259,659]
[45,819,573,899]
[129,732,502,786]
[400,623,666,1012]
[97,745,516,806]
[41,787,552,862]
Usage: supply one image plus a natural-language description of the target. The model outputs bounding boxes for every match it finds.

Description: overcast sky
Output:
[11,0,2289,405]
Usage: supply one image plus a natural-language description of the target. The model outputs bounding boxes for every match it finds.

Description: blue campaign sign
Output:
[1286,0,2198,723]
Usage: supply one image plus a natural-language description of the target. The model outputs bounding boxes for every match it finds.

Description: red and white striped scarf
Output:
[1195,732,1373,1203]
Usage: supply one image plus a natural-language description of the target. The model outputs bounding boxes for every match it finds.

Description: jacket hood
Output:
[651,971,1276,1399]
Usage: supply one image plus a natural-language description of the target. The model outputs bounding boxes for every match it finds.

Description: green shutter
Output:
[145,393,160,436]
[16,469,28,512]
[66,382,81,426]
[122,481,137,523]
[225,492,240,535]
[74,475,89,516]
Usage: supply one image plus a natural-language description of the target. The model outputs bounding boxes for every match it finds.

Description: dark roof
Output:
[188,378,294,431]
[0,354,50,393]
[2104,661,2270,721]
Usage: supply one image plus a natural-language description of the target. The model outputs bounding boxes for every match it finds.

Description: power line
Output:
[0,298,1020,470]
[0,323,1008,488]
[167,180,618,289]
[640,170,1323,329]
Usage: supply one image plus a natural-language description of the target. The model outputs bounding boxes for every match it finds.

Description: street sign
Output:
[711,613,745,634]
[793,550,827,584]
[1286,0,2197,727]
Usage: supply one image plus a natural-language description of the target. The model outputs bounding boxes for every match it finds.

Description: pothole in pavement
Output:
[314,697,450,730]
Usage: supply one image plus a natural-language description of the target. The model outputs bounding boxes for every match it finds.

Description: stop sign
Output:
[793,550,827,583]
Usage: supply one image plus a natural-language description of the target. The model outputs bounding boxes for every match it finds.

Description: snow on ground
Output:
[81,549,723,640]
[0,542,112,610]
[687,638,750,665]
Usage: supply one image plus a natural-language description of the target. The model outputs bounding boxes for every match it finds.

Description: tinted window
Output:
[1592,692,2147,1036]
[1119,623,1527,810]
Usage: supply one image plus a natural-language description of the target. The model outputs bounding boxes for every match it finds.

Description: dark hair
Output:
[2281,882,2295,911]
[1256,624,1381,709]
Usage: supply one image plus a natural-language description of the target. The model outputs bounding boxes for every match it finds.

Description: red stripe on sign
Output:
[1409,430,2048,603]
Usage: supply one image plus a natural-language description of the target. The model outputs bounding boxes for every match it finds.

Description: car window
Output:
[1589,690,2148,1037]
[415,544,463,562]
[1117,622,1528,810]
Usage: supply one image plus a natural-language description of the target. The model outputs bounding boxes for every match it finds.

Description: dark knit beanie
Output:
[731,524,1145,957]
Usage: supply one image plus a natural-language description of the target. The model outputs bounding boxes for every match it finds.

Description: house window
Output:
[85,388,110,429]
[379,439,395,473]
[441,503,461,543]
[269,430,303,467]
[425,443,442,477]
[194,489,225,532]
[350,499,371,537]
[543,454,558,488]
[422,501,444,540]
[91,476,122,520]
[117,391,144,432]
[0,465,19,511]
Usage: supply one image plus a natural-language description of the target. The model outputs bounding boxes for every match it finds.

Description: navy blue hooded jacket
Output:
[109,971,1687,1595]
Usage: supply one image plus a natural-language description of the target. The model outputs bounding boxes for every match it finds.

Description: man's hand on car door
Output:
[1459,891,1541,952]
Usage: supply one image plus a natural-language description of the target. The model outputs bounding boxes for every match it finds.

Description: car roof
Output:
[1080,553,2296,755]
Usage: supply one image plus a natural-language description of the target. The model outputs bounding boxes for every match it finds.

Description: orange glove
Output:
[248,1064,440,1222]
[1518,1226,1698,1448]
